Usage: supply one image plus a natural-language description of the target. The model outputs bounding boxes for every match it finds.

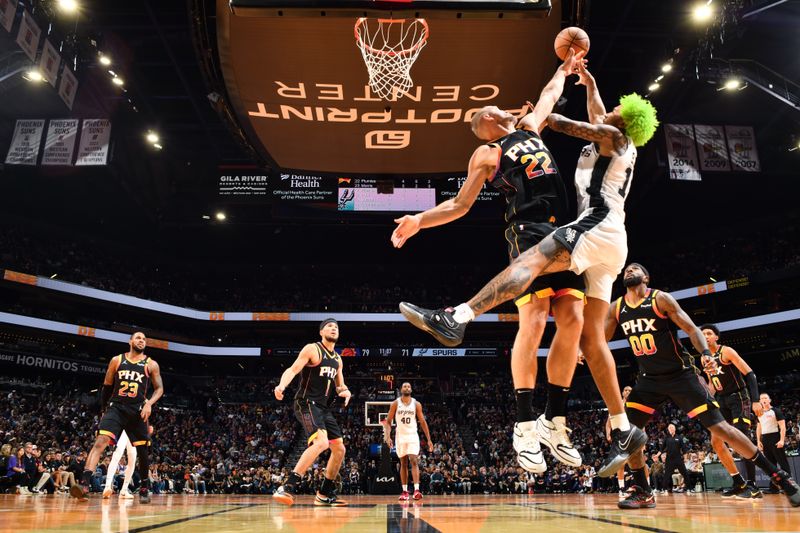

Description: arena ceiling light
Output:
[99,54,111,66]
[661,63,673,73]
[146,131,159,144]
[648,82,660,91]
[111,76,124,87]
[692,1,713,23]
[215,212,227,221]
[58,0,79,13]
[722,78,743,90]
[23,70,44,82]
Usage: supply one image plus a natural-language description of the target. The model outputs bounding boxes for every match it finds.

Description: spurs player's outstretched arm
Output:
[574,62,606,124]
[546,114,628,155]
[416,401,434,453]
[382,401,399,448]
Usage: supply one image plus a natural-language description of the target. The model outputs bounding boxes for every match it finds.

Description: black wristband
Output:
[701,349,712,358]
[744,371,759,402]
[100,384,113,408]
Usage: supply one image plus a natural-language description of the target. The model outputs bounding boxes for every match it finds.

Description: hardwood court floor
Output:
[1,492,798,532]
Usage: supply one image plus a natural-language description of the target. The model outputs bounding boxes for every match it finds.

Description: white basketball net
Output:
[354,18,429,101]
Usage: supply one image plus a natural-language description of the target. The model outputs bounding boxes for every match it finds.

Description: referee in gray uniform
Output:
[757,392,791,492]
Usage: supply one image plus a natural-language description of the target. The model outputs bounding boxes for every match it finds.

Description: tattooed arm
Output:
[465,234,570,316]
[546,113,627,155]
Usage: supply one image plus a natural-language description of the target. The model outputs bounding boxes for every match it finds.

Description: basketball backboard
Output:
[215,0,562,176]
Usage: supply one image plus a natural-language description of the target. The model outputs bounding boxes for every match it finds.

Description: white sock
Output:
[452,303,475,324]
[618,479,625,489]
[414,483,420,491]
[609,413,631,432]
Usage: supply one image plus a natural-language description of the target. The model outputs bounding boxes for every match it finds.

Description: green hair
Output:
[619,93,659,147]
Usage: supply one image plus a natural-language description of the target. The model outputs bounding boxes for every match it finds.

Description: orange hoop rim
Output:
[354,17,429,58]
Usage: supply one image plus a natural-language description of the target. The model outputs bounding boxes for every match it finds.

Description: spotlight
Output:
[146,132,159,144]
[661,63,673,73]
[58,0,78,13]
[656,75,664,82]
[112,77,124,86]
[153,143,163,150]
[692,2,713,22]
[215,212,227,221]
[202,215,210,220]
[648,83,660,91]
[23,70,44,82]
[723,78,741,90]
[99,54,111,66]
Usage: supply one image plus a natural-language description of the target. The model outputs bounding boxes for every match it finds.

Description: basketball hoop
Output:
[354,17,429,101]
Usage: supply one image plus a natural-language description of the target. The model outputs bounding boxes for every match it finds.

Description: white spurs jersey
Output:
[395,397,419,440]
[574,139,637,223]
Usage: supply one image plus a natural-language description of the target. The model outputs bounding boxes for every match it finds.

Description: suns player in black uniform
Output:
[700,323,763,498]
[391,50,586,474]
[71,331,163,503]
[273,319,352,506]
[607,264,800,509]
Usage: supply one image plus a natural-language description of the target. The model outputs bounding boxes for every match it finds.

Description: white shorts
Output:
[552,211,627,302]
[396,439,420,458]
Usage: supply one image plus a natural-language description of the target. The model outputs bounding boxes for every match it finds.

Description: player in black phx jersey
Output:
[392,49,585,473]
[608,264,800,509]
[71,331,163,504]
[700,323,763,499]
[272,319,352,507]
[397,59,651,477]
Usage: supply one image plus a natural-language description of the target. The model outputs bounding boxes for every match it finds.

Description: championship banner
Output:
[4,118,44,165]
[664,124,701,181]
[694,124,730,172]
[15,8,40,62]
[41,118,79,166]
[58,65,78,110]
[725,125,760,172]
[75,119,112,165]
[39,37,60,88]
[0,0,17,33]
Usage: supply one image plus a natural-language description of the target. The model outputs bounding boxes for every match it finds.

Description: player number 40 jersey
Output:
[395,398,418,439]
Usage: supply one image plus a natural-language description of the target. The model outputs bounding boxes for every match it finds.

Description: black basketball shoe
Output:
[772,471,800,507]
[618,485,656,509]
[722,481,748,498]
[597,426,647,478]
[399,302,467,347]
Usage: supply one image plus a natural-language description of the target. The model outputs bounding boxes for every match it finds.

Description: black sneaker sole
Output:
[399,302,463,347]
[597,428,647,478]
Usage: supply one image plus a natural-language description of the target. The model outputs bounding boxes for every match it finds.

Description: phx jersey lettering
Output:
[487,128,584,301]
[615,289,692,378]
[395,398,420,458]
[615,289,723,429]
[294,343,344,444]
[98,354,152,446]
[704,346,752,428]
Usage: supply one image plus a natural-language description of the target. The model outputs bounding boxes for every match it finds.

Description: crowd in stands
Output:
[3,218,800,313]
[2,369,798,498]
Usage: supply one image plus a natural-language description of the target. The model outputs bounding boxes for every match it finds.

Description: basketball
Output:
[554,26,590,60]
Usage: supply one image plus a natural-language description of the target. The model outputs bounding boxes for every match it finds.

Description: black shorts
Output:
[625,369,724,429]
[294,398,343,445]
[98,402,150,446]
[718,390,753,429]
[505,221,585,307]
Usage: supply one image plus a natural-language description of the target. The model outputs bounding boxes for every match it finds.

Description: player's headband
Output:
[319,318,338,331]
